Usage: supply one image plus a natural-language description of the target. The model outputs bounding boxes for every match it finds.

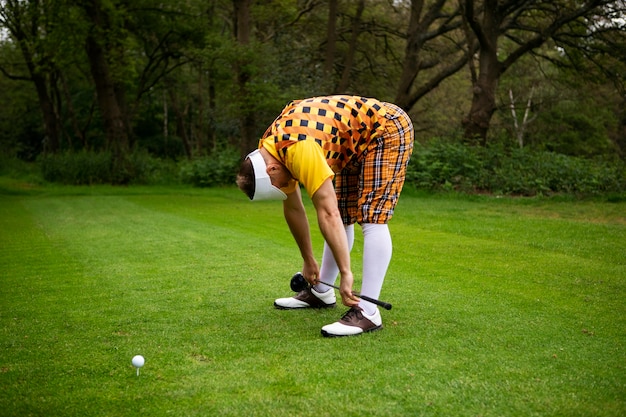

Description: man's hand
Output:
[339,270,359,307]
[302,260,320,286]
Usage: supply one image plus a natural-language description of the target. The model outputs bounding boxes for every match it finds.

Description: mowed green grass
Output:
[1,183,625,416]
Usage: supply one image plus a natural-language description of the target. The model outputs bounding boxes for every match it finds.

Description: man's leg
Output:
[313,224,355,293]
[321,102,413,337]
[356,103,413,313]
[359,223,392,316]
[317,222,392,314]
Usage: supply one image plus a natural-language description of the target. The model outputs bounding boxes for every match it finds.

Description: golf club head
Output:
[290,272,309,292]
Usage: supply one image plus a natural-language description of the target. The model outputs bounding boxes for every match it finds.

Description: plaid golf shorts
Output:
[336,102,414,224]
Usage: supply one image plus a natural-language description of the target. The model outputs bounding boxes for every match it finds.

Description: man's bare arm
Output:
[311,179,358,306]
[283,186,319,282]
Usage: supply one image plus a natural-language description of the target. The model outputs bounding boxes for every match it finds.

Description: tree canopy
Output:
[1,0,624,163]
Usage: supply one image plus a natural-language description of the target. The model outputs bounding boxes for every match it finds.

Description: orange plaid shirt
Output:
[261,96,388,170]
[259,96,388,196]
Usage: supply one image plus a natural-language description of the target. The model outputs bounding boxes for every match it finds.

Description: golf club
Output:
[290,272,392,310]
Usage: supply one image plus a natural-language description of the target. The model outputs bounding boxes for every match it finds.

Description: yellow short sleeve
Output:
[285,140,334,197]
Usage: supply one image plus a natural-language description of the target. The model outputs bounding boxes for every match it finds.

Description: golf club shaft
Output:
[317,280,392,311]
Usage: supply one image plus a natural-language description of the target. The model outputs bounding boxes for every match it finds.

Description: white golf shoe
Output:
[274,287,336,309]
[321,306,382,337]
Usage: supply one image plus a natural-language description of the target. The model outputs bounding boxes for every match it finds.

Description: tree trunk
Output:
[82,0,135,183]
[168,87,193,159]
[60,73,87,149]
[233,0,256,154]
[163,89,168,140]
[85,33,129,155]
[617,97,626,158]
[207,74,217,153]
[462,0,500,145]
[82,0,130,166]
[6,2,61,153]
[336,0,364,92]
[394,0,469,111]
[32,71,61,153]
[395,0,425,109]
[197,68,204,155]
[462,49,499,144]
[323,0,338,77]
[509,87,535,148]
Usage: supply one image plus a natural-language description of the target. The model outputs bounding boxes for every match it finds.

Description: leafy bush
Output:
[0,153,39,180]
[179,147,240,187]
[486,150,622,195]
[407,140,486,192]
[39,150,177,185]
[406,139,626,196]
[532,99,616,157]
[127,151,180,185]
[21,141,626,196]
[40,151,114,185]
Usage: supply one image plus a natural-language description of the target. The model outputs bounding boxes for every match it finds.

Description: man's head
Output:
[237,149,288,201]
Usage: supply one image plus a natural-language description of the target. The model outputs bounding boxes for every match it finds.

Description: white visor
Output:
[246,149,287,201]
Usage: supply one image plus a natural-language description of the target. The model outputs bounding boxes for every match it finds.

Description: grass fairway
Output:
[1,182,625,416]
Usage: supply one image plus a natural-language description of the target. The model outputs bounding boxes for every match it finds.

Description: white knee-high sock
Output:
[314,224,355,293]
[359,223,392,315]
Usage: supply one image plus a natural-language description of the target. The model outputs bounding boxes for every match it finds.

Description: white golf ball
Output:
[132,355,145,368]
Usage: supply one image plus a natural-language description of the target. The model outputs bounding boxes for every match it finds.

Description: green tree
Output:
[496,45,621,158]
[395,0,472,110]
[0,0,62,152]
[461,0,619,145]
[548,0,626,156]
[2,0,624,168]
